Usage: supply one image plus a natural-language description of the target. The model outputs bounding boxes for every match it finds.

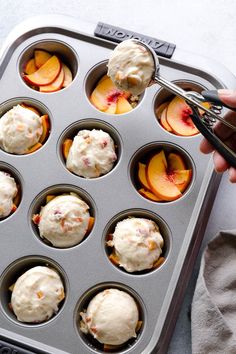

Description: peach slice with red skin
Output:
[166,96,199,136]
[116,96,133,114]
[24,55,61,86]
[105,102,117,114]
[171,170,192,192]
[24,58,37,75]
[90,75,131,113]
[34,50,52,68]
[146,151,182,201]
[39,65,64,92]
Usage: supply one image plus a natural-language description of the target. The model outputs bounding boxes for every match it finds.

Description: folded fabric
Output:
[191,230,236,354]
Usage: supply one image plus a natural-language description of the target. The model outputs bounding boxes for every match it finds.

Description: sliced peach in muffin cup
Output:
[136,150,192,202]
[90,74,139,114]
[22,49,73,92]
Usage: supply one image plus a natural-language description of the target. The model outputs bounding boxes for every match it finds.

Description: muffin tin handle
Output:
[0,337,40,354]
[94,22,176,58]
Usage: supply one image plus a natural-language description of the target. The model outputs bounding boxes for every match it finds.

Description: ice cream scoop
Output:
[109,217,164,272]
[38,193,90,248]
[66,129,117,178]
[107,39,155,95]
[0,171,17,218]
[108,39,236,168]
[80,288,139,346]
[11,266,65,323]
[0,105,43,154]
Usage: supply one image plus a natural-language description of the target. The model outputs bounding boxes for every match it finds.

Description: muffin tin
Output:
[0,15,236,354]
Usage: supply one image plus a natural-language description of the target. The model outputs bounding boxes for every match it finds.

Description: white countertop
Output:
[1,1,236,353]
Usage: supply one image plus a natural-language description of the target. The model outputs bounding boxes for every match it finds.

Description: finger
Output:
[199,138,214,154]
[213,151,229,172]
[229,167,236,183]
[214,111,236,140]
[218,89,236,108]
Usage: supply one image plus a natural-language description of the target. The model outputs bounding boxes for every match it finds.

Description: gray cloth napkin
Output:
[191,230,236,354]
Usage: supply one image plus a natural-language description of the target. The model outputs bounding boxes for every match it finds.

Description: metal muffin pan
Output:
[0,15,235,354]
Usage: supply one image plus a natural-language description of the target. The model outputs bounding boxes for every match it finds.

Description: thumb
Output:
[218,89,236,108]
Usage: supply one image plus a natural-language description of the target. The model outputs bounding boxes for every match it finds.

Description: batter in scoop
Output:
[107,39,155,95]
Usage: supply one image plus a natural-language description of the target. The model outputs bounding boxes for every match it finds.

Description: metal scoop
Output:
[131,39,236,168]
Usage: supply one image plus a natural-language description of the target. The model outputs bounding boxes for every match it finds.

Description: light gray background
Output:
[1,1,236,353]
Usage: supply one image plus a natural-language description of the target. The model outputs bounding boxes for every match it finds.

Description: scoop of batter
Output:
[66,129,117,178]
[0,171,18,218]
[80,288,139,345]
[0,105,42,154]
[38,193,90,248]
[11,266,65,323]
[109,217,164,272]
[107,39,155,95]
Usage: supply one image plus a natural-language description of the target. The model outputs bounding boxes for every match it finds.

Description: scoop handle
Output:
[201,90,236,112]
[190,105,236,168]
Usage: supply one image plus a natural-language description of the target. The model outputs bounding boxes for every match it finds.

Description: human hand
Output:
[200,89,236,183]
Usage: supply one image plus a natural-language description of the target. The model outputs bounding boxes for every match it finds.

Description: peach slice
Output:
[24,55,61,86]
[138,162,150,190]
[39,115,50,143]
[139,188,162,202]
[167,152,186,171]
[32,214,41,224]
[147,151,182,201]
[13,189,21,207]
[46,195,56,204]
[153,256,165,269]
[105,102,117,114]
[116,96,133,114]
[34,50,52,68]
[171,170,192,192]
[109,251,120,266]
[166,96,199,136]
[156,101,169,119]
[90,75,132,112]
[87,216,95,234]
[62,138,73,159]
[62,63,72,87]
[39,65,64,92]
[24,58,37,75]
[160,108,172,132]
[91,76,115,111]
[27,142,42,154]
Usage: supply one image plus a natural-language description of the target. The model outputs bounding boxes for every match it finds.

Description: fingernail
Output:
[218,89,235,97]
